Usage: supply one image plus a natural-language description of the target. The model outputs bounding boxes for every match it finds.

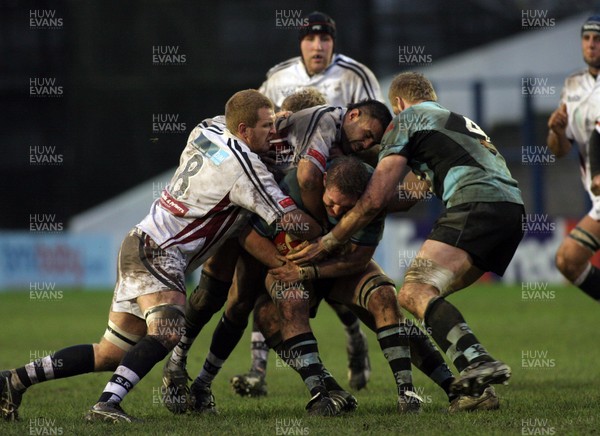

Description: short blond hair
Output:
[225,89,274,133]
[388,72,437,104]
[281,87,327,112]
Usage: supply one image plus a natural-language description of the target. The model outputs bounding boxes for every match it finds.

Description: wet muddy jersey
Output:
[137,121,297,272]
[253,164,383,247]
[270,105,345,174]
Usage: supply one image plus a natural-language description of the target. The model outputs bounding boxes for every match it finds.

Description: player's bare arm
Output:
[288,154,409,263]
[386,171,431,213]
[239,225,290,269]
[269,243,375,282]
[297,158,327,224]
[547,103,572,158]
[280,208,323,240]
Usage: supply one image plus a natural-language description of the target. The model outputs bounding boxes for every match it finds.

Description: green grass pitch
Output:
[1,283,599,435]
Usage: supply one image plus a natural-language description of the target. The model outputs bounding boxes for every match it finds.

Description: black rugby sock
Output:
[13,344,95,390]
[184,273,231,337]
[407,323,455,400]
[275,332,327,397]
[377,324,414,394]
[98,336,168,403]
[576,264,600,300]
[424,298,494,373]
[195,315,246,387]
[170,273,230,365]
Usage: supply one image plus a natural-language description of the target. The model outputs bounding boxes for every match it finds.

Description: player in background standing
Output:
[236,11,382,394]
[548,16,600,302]
[289,72,525,399]
[259,11,381,109]
[0,90,321,423]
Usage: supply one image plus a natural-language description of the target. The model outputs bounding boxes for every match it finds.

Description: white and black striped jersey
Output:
[270,105,345,174]
[259,54,382,109]
[560,68,600,191]
[137,122,297,272]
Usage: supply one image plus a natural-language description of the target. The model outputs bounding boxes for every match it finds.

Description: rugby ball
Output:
[273,231,304,255]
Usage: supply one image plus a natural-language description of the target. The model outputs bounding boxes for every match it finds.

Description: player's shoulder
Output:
[278,105,338,128]
[192,124,260,170]
[198,115,226,130]
[564,68,589,85]
[265,56,302,78]
[331,53,376,75]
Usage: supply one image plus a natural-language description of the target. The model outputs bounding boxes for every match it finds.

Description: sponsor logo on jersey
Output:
[306,148,326,170]
[160,190,189,217]
[210,149,229,165]
[278,197,295,209]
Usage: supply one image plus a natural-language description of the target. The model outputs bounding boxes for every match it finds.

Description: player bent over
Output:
[0,90,321,423]
[178,157,498,415]
[232,89,372,396]
[256,157,499,412]
[162,98,392,405]
[290,72,525,399]
[178,157,414,414]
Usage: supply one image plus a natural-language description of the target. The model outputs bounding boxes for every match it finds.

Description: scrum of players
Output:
[8,9,575,423]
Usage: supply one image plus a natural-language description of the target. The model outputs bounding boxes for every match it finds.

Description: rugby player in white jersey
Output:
[0,90,321,423]
[259,11,381,109]
[548,15,600,302]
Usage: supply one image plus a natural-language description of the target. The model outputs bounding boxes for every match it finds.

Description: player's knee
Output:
[397,285,422,315]
[254,296,280,337]
[187,274,229,319]
[225,298,254,324]
[145,304,186,350]
[276,297,309,325]
[397,285,412,306]
[98,321,143,370]
[357,274,396,311]
[366,284,402,324]
[558,226,600,280]
[404,257,454,292]
[366,284,398,311]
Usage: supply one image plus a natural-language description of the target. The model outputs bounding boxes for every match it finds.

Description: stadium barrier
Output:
[0,232,117,291]
[0,216,584,291]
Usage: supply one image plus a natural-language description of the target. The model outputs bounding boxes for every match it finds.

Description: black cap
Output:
[582,15,600,35]
[298,11,336,41]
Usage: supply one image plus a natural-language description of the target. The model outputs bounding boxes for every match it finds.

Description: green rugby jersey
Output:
[253,164,384,247]
[379,101,523,208]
